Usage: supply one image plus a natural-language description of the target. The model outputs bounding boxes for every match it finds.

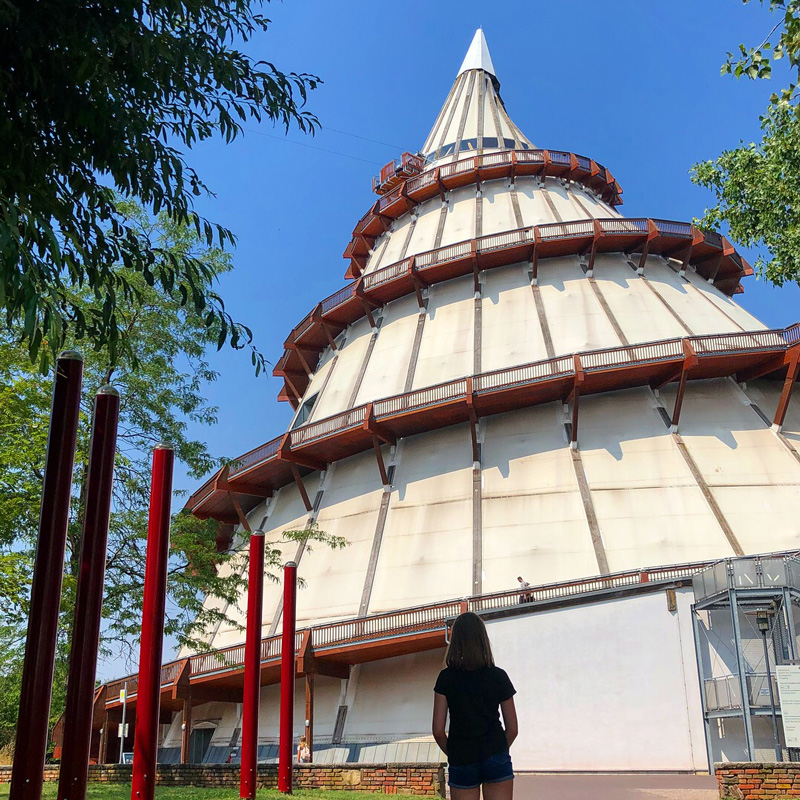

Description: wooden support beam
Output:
[180,699,192,764]
[650,361,684,390]
[363,403,397,447]
[305,672,314,762]
[290,464,313,513]
[774,350,800,431]
[230,492,253,533]
[320,322,338,351]
[671,340,699,431]
[371,435,389,486]
[634,220,658,273]
[172,658,192,701]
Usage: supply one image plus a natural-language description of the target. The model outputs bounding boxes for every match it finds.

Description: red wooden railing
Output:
[104,553,798,707]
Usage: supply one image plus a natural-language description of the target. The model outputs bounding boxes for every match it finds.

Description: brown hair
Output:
[445,612,495,671]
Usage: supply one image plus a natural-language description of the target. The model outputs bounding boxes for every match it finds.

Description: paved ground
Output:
[515,772,718,800]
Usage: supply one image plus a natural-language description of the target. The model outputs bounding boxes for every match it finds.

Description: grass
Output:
[0,788,393,800]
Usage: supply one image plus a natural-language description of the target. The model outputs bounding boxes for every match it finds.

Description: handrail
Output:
[279,217,754,403]
[103,551,799,705]
[192,323,800,523]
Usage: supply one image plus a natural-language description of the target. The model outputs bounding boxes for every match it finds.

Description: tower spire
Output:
[421,29,533,161]
[458,28,496,77]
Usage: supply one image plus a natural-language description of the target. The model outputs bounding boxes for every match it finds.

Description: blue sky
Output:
[100,0,800,674]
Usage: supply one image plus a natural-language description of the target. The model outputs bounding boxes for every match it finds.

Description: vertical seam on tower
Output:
[404,311,427,392]
[672,432,744,556]
[530,283,556,359]
[475,185,483,239]
[569,448,610,574]
[540,181,563,222]
[639,272,695,335]
[347,332,378,408]
[476,73,485,151]
[509,182,524,228]
[648,388,744,556]
[398,214,418,261]
[434,202,448,249]
[487,80,505,144]
[569,187,596,219]
[588,278,629,346]
[358,461,395,616]
[472,460,482,596]
[453,71,475,157]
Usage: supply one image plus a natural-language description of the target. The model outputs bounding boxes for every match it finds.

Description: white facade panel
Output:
[439,186,474,247]
[543,180,578,221]
[481,404,598,589]
[296,453,384,625]
[683,268,767,331]
[354,294,419,405]
[514,177,558,226]
[538,256,622,355]
[412,277,474,389]
[480,180,517,235]
[369,426,473,614]
[481,263,548,372]
[311,317,373,419]
[591,254,688,343]
[487,588,707,771]
[644,260,741,335]
[578,388,734,570]
[345,651,444,738]
[405,197,443,258]
[373,215,414,272]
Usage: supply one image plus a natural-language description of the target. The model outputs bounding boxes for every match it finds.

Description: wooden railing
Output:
[195,322,800,508]
[105,552,789,705]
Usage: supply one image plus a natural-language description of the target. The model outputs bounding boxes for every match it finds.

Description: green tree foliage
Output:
[691,0,800,284]
[0,202,344,749]
[0,0,318,371]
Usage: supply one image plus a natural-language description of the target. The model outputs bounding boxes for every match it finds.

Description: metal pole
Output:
[278,562,298,794]
[729,589,756,760]
[131,444,175,800]
[119,682,128,764]
[762,629,783,761]
[240,531,265,800]
[58,386,120,800]
[10,352,83,800]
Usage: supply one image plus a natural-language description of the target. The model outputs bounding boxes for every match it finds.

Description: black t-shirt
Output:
[433,665,516,766]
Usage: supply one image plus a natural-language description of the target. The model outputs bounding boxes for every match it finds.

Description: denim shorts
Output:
[448,750,514,789]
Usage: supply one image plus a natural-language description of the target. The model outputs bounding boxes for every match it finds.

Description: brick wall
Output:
[717,762,800,798]
[0,763,445,796]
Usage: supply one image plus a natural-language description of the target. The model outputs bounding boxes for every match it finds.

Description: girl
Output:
[432,612,518,800]
[297,735,311,764]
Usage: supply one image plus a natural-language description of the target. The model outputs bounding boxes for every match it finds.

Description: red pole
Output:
[131,444,175,800]
[58,386,120,800]
[240,531,265,800]
[278,561,298,794]
[10,352,83,800]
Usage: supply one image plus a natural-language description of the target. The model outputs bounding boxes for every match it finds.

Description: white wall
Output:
[487,588,708,771]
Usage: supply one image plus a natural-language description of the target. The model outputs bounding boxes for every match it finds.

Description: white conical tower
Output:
[421,29,533,161]
[104,30,800,777]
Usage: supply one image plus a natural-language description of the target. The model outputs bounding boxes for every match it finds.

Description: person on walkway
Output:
[516,576,531,603]
[297,735,311,763]
[432,612,518,800]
